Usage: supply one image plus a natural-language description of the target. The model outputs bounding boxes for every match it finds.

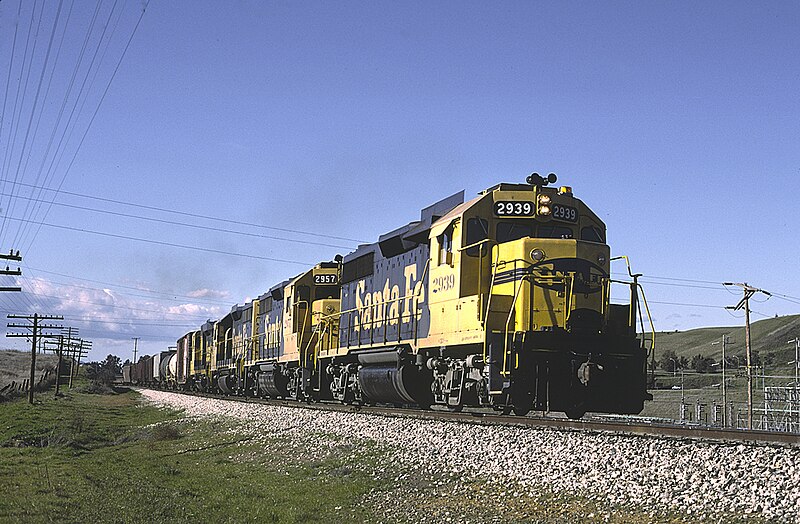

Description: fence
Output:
[0,369,54,401]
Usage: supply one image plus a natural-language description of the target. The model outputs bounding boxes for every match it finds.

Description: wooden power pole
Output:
[7,313,64,404]
[724,282,771,430]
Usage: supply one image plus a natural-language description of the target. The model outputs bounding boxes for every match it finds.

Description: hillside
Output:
[0,349,60,389]
[655,314,800,373]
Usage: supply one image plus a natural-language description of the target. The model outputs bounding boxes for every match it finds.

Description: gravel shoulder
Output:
[138,389,799,523]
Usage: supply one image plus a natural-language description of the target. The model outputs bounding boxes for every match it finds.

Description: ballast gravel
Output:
[138,389,799,522]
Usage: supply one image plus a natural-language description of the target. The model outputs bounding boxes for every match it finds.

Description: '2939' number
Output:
[494,201,534,216]
[552,204,578,222]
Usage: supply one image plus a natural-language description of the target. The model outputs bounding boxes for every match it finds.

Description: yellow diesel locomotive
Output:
[174,174,653,419]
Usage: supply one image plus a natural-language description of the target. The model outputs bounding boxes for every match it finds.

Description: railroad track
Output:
[136,387,800,447]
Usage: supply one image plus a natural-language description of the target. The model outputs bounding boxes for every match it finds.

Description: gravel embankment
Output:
[138,389,799,522]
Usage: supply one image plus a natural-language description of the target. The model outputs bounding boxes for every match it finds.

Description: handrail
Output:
[482,248,503,365]
[502,264,528,376]
[296,300,311,363]
[300,318,328,370]
[482,247,502,327]
[563,272,575,328]
[636,282,656,354]
[610,256,656,354]
[610,255,641,279]
[459,236,495,320]
[413,259,431,344]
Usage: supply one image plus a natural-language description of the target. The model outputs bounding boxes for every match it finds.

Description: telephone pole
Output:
[7,313,64,404]
[0,249,22,292]
[43,336,65,397]
[724,282,771,430]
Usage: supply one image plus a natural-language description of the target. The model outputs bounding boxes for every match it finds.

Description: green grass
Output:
[0,388,381,523]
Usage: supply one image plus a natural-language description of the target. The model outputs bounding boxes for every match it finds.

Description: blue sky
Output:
[0,1,798,362]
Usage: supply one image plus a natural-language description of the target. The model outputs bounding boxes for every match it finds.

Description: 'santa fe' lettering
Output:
[353,263,425,332]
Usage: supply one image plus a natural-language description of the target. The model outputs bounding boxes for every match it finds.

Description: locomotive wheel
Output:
[565,405,586,420]
[511,383,534,416]
[512,403,531,416]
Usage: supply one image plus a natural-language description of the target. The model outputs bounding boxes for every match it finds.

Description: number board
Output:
[313,274,338,285]
[494,201,534,217]
[552,204,578,223]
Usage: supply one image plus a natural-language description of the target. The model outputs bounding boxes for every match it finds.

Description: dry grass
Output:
[0,349,60,390]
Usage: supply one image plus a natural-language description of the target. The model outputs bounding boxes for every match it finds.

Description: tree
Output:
[85,354,122,385]
[659,349,679,372]
[691,354,714,373]
[101,354,122,375]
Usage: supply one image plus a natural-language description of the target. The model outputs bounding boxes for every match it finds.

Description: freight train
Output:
[125,174,654,418]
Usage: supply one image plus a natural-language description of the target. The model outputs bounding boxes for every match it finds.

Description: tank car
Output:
[157,349,177,389]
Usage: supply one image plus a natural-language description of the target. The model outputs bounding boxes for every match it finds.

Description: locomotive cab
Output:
[251,261,342,401]
[422,176,652,417]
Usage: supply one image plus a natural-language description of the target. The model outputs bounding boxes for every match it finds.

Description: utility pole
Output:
[789,337,800,388]
[67,338,90,388]
[76,339,92,379]
[712,334,732,426]
[0,249,22,292]
[60,327,80,389]
[724,282,771,430]
[132,337,140,363]
[43,335,65,397]
[6,313,64,404]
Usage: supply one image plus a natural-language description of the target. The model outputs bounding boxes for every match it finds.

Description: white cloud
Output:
[187,288,230,300]
[5,277,227,360]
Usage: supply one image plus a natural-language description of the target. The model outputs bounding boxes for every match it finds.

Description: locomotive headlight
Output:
[597,254,606,265]
[530,248,546,262]
[537,194,551,205]
[538,205,551,216]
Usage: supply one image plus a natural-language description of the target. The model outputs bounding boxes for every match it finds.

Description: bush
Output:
[76,382,115,395]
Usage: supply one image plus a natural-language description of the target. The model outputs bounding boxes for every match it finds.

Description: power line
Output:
[3,215,317,265]
[0,177,367,244]
[12,0,111,248]
[0,190,357,250]
[18,0,151,254]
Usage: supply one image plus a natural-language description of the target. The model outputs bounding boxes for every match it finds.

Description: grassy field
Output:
[0,386,383,523]
[0,385,739,523]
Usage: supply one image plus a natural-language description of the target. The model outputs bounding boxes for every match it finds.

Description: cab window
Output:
[437,226,453,265]
[314,285,340,299]
[538,225,573,239]
[580,226,605,243]
[465,217,489,257]
[296,285,310,308]
[497,221,533,243]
